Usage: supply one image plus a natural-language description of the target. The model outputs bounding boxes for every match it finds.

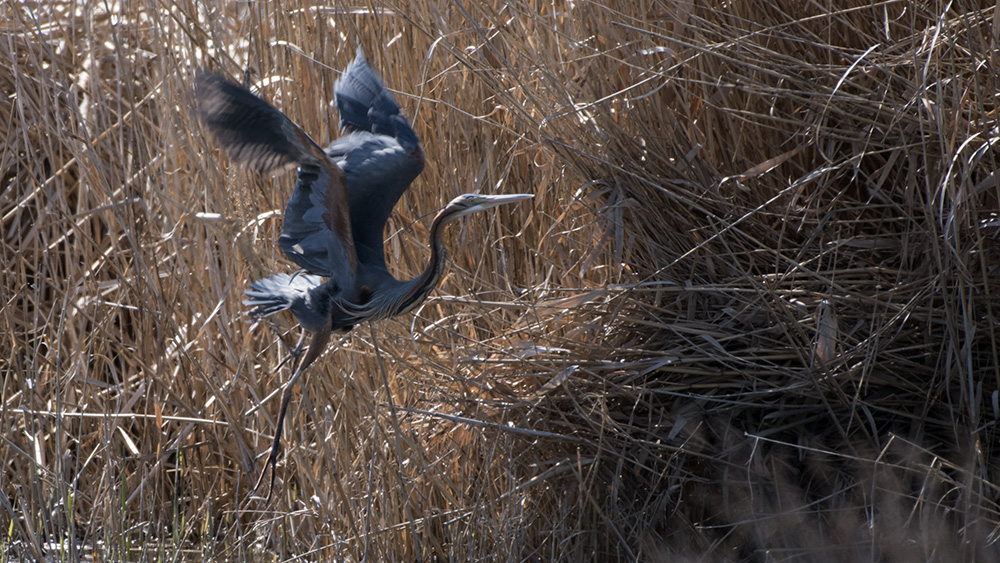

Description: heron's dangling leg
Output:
[251,326,332,500]
[291,330,308,357]
[271,329,309,373]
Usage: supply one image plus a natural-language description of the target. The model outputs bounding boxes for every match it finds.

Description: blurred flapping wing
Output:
[195,73,357,282]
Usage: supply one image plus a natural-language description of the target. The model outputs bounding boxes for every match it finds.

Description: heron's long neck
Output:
[395,213,450,315]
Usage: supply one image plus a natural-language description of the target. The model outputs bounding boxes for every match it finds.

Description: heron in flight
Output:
[195,50,532,498]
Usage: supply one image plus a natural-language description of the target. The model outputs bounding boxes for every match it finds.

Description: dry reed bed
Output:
[2,1,1000,561]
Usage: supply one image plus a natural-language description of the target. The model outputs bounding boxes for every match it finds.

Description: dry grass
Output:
[3,0,1000,561]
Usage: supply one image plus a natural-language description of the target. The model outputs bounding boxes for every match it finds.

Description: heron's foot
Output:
[290,340,306,361]
[274,331,307,372]
[250,442,281,501]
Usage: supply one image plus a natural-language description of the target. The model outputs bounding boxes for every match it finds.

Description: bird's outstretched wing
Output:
[329,50,425,270]
[195,73,357,282]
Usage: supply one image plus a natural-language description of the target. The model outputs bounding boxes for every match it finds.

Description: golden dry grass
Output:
[3,0,1000,561]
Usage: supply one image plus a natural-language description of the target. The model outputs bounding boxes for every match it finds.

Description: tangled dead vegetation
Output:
[3,1,1000,561]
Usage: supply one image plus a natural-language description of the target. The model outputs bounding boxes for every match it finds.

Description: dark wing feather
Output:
[195,72,357,282]
[332,49,424,270]
[277,163,357,278]
[195,73,305,174]
[327,133,423,268]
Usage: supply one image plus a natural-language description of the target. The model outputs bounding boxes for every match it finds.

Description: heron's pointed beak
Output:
[474,193,534,209]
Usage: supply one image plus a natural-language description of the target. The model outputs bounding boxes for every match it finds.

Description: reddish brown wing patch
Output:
[289,127,357,274]
[318,159,357,273]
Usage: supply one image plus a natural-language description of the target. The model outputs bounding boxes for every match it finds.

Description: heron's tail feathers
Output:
[335,48,415,145]
[243,273,321,319]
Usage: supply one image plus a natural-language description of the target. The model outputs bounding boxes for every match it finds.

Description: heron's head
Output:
[440,193,534,223]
